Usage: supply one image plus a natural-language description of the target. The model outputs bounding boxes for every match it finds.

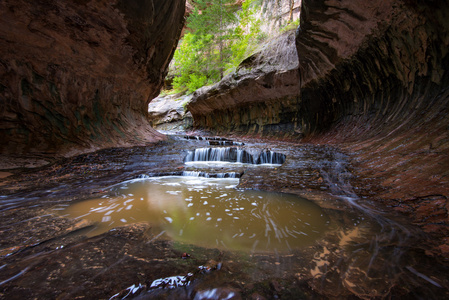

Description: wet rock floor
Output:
[1,134,449,299]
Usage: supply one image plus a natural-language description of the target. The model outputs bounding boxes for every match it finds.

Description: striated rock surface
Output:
[258,0,301,35]
[188,0,449,255]
[189,0,449,141]
[296,0,449,246]
[188,29,300,135]
[296,0,449,136]
[156,0,301,132]
[0,0,185,156]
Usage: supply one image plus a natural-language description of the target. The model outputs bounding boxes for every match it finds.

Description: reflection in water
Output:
[62,176,329,253]
[308,152,441,298]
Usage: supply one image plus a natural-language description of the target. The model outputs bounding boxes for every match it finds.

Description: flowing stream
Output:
[0,134,447,299]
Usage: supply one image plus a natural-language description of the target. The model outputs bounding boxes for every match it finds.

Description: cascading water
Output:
[256,150,286,164]
[137,171,241,178]
[184,147,285,165]
[236,148,254,164]
[208,140,245,146]
[184,147,230,162]
[2,134,447,300]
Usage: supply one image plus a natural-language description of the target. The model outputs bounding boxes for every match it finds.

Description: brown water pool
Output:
[61,176,330,253]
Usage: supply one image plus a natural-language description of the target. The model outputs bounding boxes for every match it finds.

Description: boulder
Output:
[148,94,193,131]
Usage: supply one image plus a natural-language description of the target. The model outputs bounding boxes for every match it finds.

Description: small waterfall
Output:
[182,171,205,177]
[215,172,240,178]
[184,147,240,163]
[184,135,205,140]
[136,171,242,179]
[185,147,285,165]
[236,149,243,162]
[256,150,286,164]
[184,136,245,146]
[137,174,151,179]
[237,149,254,163]
[209,147,232,161]
[184,148,211,162]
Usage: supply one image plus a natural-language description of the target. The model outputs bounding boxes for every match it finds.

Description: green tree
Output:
[229,0,265,68]
[172,32,213,93]
[171,0,238,93]
[191,0,239,78]
[170,0,267,93]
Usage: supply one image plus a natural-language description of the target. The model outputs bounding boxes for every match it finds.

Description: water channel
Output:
[0,133,448,299]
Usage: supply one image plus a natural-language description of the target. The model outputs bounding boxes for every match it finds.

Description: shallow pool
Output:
[62,176,330,253]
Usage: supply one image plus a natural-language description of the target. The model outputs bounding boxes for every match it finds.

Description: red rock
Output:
[0,0,185,155]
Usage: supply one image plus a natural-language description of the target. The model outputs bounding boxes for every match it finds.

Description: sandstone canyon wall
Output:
[188,29,300,134]
[296,0,449,255]
[0,0,185,155]
[296,0,449,139]
[189,0,449,255]
[190,0,449,141]
[258,0,301,35]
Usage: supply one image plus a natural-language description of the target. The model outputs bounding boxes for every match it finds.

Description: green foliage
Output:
[171,0,238,93]
[170,0,270,93]
[188,73,208,93]
[228,0,266,71]
[280,18,300,33]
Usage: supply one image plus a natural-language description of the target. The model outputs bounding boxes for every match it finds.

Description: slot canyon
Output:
[1,0,448,299]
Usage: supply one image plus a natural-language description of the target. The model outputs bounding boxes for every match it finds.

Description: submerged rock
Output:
[1,137,449,299]
[294,0,449,255]
[194,287,242,300]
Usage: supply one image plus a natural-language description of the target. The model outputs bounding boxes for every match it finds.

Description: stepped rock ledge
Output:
[188,0,449,256]
[1,0,448,257]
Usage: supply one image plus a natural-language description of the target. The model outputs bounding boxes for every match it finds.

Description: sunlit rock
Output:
[148,93,193,131]
[257,0,301,35]
[188,29,300,135]
[189,0,449,142]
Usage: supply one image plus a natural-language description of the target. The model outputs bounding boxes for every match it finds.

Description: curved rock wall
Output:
[187,0,449,254]
[190,0,449,140]
[297,0,449,137]
[296,0,449,254]
[0,0,185,155]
